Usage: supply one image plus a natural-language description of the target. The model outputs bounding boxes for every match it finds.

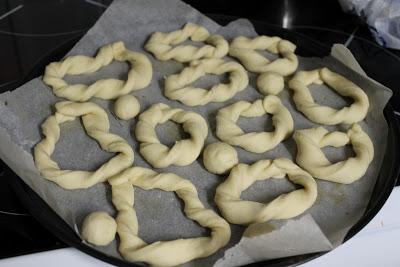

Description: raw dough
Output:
[256,71,284,95]
[43,41,153,102]
[114,94,140,120]
[108,167,231,267]
[203,142,238,174]
[229,35,298,74]
[164,58,248,106]
[215,158,317,225]
[81,211,117,246]
[145,23,228,62]
[216,95,294,153]
[34,101,134,189]
[293,124,374,184]
[288,68,369,125]
[135,103,208,168]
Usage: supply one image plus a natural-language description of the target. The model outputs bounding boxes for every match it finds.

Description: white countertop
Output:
[1,187,399,267]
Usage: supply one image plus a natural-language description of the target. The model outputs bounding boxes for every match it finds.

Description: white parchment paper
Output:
[0,0,393,266]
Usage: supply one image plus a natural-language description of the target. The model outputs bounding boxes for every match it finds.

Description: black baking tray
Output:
[2,16,400,267]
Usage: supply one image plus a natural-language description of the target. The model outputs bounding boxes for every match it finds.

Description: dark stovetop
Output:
[1,0,399,260]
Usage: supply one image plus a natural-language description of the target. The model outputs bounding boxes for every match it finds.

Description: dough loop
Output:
[114,94,141,120]
[288,68,369,125]
[203,142,238,174]
[43,41,153,102]
[145,23,228,62]
[81,211,117,246]
[215,158,317,225]
[135,103,208,168]
[293,124,374,184]
[109,167,231,267]
[164,58,248,106]
[216,95,294,153]
[34,101,134,189]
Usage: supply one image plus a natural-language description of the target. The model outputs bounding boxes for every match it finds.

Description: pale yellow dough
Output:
[293,124,374,184]
[43,41,153,102]
[81,211,117,246]
[215,158,317,225]
[164,58,248,106]
[145,23,229,62]
[256,71,284,95]
[288,68,369,125]
[34,101,134,189]
[229,35,298,74]
[216,95,294,153]
[114,95,140,120]
[203,142,238,174]
[135,103,208,168]
[108,167,231,267]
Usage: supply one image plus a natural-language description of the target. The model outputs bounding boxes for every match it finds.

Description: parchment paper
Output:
[0,0,392,266]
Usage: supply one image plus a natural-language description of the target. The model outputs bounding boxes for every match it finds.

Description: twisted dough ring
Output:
[164,58,249,106]
[293,124,374,184]
[109,167,231,266]
[288,68,370,125]
[34,101,134,189]
[215,158,317,225]
[135,103,208,168]
[229,36,298,74]
[216,95,294,153]
[144,23,229,62]
[43,41,153,102]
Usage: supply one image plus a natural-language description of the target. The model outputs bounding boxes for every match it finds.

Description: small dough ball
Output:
[203,142,238,174]
[114,95,140,120]
[256,72,284,95]
[81,211,117,246]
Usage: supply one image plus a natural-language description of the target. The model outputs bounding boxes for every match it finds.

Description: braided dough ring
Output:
[288,68,369,125]
[293,124,374,184]
[216,95,294,153]
[43,41,153,102]
[215,158,317,225]
[109,167,231,266]
[34,101,134,189]
[145,23,229,62]
[164,58,249,106]
[229,35,298,74]
[135,103,208,168]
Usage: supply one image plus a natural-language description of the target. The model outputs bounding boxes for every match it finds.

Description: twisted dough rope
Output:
[164,58,249,106]
[144,23,229,62]
[215,158,317,225]
[216,95,294,153]
[109,167,231,267]
[34,101,134,189]
[293,124,374,184]
[43,41,153,102]
[288,68,370,125]
[135,103,208,168]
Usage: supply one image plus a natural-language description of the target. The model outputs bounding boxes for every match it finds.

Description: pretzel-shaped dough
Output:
[288,68,369,125]
[135,103,208,168]
[109,167,231,267]
[229,35,298,75]
[145,23,229,62]
[43,41,153,102]
[293,124,374,184]
[215,158,317,225]
[34,101,134,189]
[216,95,294,153]
[164,58,249,106]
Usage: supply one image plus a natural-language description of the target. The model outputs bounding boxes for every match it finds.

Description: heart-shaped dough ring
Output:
[109,167,231,267]
[215,158,317,225]
[135,103,208,168]
[145,23,229,62]
[43,41,153,102]
[216,95,294,153]
[164,58,249,106]
[293,124,374,184]
[34,101,134,189]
